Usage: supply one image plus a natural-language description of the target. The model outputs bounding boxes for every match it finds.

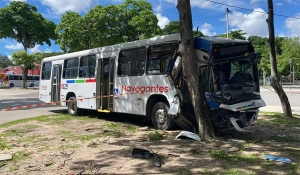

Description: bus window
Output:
[41,62,52,80]
[147,42,179,75]
[34,76,40,81]
[14,75,22,80]
[79,55,96,78]
[118,47,146,76]
[63,58,79,79]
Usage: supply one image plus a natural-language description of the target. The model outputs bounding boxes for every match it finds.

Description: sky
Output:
[1,0,300,58]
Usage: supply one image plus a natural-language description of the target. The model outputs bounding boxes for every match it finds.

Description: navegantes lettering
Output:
[122,85,168,93]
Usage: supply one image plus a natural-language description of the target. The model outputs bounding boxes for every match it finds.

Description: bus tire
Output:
[67,96,82,116]
[9,83,14,88]
[151,102,175,130]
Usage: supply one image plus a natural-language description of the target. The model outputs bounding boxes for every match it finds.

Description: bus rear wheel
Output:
[151,102,175,130]
[67,96,82,116]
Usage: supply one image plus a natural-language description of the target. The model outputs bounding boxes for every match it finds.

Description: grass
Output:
[0,139,12,151]
[9,151,31,172]
[221,168,255,175]
[269,136,299,143]
[58,144,80,151]
[18,134,42,143]
[209,150,261,164]
[258,112,300,125]
[147,130,166,141]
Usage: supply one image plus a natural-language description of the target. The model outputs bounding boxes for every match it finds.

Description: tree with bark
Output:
[176,0,215,140]
[266,0,293,117]
[0,1,56,88]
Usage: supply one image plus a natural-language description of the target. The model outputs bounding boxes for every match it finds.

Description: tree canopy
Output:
[56,0,161,53]
[0,55,13,69]
[0,1,56,52]
[219,30,247,40]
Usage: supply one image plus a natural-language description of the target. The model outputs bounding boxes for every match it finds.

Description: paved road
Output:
[0,89,65,124]
[0,87,299,125]
[260,86,300,115]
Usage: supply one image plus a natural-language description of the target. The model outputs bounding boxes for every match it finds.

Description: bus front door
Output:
[51,64,62,104]
[96,57,115,112]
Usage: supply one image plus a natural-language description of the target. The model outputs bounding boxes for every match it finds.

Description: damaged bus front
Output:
[168,36,266,133]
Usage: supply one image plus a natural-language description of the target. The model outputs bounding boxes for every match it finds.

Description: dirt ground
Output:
[0,111,299,175]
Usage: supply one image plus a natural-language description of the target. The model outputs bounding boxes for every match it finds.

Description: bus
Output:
[39,33,266,133]
[7,74,40,88]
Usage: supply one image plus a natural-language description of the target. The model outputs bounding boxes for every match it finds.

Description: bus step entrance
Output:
[172,113,197,134]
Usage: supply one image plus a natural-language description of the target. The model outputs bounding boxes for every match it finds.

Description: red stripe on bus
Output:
[86,79,96,83]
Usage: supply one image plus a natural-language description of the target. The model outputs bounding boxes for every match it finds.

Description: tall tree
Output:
[162,21,180,34]
[55,11,87,53]
[219,30,246,40]
[0,1,56,88]
[177,0,215,139]
[0,54,14,69]
[266,0,292,117]
[56,0,161,52]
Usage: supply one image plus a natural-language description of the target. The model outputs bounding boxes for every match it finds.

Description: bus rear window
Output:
[41,62,52,80]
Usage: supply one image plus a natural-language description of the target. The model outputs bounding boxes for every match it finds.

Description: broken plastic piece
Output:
[175,131,201,141]
[264,155,291,163]
[230,118,252,132]
[131,148,162,167]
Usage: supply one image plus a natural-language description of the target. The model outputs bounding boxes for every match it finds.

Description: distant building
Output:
[0,64,40,76]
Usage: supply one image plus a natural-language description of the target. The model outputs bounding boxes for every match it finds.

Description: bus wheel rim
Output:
[155,108,166,125]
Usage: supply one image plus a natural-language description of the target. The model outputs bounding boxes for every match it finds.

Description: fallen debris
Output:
[0,154,12,161]
[264,155,291,163]
[131,148,162,167]
[175,131,201,141]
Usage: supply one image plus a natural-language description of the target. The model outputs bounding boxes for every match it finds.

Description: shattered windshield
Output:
[217,59,254,90]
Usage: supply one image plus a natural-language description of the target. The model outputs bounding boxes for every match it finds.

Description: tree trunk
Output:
[22,67,28,89]
[267,0,293,117]
[177,0,215,140]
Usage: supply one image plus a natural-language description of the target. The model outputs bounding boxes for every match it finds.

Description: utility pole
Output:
[226,8,230,38]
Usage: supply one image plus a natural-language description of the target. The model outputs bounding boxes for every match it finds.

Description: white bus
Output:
[7,74,40,88]
[39,33,266,133]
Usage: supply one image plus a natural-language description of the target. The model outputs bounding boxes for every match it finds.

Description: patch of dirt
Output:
[0,114,299,175]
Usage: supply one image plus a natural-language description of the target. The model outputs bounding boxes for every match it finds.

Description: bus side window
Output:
[63,58,79,79]
[9,75,13,80]
[79,55,96,78]
[147,42,179,75]
[41,62,52,80]
[117,47,146,76]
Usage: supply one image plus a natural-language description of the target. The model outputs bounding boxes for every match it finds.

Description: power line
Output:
[205,0,300,20]
[230,13,267,20]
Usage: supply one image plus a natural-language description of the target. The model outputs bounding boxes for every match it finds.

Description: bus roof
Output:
[42,33,182,63]
[42,33,252,63]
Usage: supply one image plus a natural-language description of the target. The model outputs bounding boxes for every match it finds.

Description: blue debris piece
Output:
[264,155,291,163]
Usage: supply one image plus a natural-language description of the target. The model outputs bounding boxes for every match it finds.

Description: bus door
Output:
[51,64,62,103]
[96,57,115,112]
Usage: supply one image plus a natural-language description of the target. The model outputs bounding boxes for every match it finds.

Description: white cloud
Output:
[285,14,300,36]
[276,2,283,6]
[44,48,52,53]
[199,23,216,36]
[227,8,268,37]
[40,0,93,15]
[156,13,170,29]
[28,45,41,53]
[154,4,162,14]
[5,43,23,50]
